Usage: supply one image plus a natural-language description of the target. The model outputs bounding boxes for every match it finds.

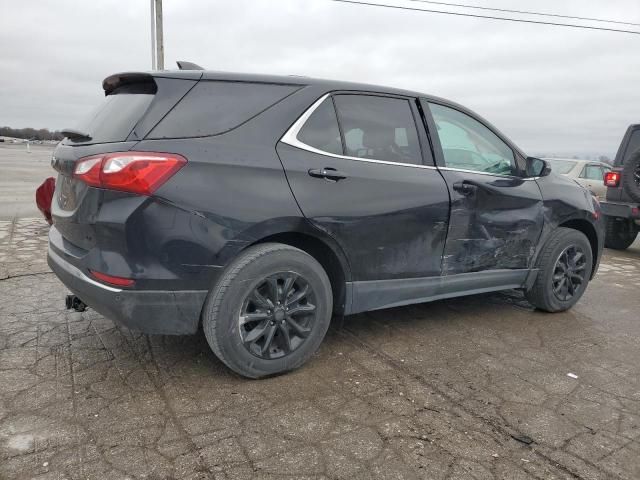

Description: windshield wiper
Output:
[61,128,92,141]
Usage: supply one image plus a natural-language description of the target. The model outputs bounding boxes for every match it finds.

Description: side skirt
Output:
[344,269,533,315]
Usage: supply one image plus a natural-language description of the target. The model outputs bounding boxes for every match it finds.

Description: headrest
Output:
[362,128,395,149]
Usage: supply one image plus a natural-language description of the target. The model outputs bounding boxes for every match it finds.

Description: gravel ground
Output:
[0,144,55,221]
[1,144,639,479]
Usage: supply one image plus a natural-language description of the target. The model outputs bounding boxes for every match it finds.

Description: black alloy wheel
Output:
[239,272,317,359]
[551,245,587,301]
[525,227,592,312]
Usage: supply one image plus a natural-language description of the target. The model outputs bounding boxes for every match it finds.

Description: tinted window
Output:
[72,91,154,144]
[149,81,299,138]
[429,103,516,176]
[546,159,577,174]
[581,165,606,181]
[297,98,342,155]
[333,95,422,164]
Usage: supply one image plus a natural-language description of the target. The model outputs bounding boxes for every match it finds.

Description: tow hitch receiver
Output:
[65,294,87,312]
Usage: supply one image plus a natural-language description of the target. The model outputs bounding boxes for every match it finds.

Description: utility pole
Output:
[150,0,164,70]
[150,0,156,70]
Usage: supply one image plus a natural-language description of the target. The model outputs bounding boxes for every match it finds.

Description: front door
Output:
[277,93,450,282]
[422,101,544,275]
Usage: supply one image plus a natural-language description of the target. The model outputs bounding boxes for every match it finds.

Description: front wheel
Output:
[605,217,638,250]
[202,243,333,379]
[525,228,593,312]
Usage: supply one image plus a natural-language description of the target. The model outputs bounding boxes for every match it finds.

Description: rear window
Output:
[148,81,299,139]
[72,89,154,144]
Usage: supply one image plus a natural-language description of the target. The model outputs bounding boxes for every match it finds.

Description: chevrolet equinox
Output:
[48,67,604,378]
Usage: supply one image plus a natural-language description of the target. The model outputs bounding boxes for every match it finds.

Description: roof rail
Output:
[176,61,204,70]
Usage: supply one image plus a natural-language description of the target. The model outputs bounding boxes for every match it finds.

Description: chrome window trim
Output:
[438,166,536,180]
[280,93,437,171]
[280,94,539,179]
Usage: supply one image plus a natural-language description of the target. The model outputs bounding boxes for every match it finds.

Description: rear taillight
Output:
[74,152,186,195]
[603,171,620,187]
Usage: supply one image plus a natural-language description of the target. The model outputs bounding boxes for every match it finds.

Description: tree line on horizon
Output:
[0,126,64,141]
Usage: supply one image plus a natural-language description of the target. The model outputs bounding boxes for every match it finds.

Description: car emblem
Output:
[51,155,58,169]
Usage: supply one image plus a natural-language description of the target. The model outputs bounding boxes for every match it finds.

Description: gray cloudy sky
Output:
[1,0,639,157]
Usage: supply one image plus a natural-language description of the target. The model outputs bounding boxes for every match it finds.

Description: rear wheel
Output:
[202,243,332,378]
[525,228,593,312]
[605,217,638,250]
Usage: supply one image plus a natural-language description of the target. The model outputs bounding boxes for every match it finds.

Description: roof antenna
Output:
[176,61,204,70]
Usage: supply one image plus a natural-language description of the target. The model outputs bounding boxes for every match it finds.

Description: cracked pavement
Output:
[1,217,640,479]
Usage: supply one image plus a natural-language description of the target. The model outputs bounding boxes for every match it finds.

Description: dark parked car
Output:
[600,124,640,250]
[48,68,604,378]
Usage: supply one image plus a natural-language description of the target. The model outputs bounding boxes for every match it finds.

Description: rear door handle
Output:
[308,167,348,181]
[452,180,477,196]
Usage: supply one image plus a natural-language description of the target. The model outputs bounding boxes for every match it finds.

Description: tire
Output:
[202,243,333,379]
[605,217,638,250]
[622,149,640,203]
[525,228,593,313]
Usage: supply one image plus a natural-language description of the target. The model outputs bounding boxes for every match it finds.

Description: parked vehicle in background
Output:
[599,124,640,250]
[35,177,56,225]
[47,66,604,378]
[543,158,611,199]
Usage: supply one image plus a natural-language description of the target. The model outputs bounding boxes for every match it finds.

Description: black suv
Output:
[600,124,640,250]
[48,68,604,378]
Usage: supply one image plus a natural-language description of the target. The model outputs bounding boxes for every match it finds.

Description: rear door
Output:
[277,92,450,282]
[422,100,544,275]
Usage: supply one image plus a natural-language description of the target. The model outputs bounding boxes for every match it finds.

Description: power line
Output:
[407,0,640,27]
[328,0,640,35]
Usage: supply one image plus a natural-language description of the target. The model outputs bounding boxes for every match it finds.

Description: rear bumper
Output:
[600,201,640,220]
[48,247,207,335]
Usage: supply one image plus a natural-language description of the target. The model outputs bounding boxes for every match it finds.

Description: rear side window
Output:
[149,81,299,138]
[581,165,605,180]
[72,89,154,144]
[297,98,343,155]
[333,95,422,164]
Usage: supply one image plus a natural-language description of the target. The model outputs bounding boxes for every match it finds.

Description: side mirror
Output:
[527,157,551,177]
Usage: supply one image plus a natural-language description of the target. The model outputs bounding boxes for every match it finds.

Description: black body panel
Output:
[277,143,449,281]
[437,171,543,274]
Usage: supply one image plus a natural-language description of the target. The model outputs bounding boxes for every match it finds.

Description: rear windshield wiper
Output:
[61,128,92,141]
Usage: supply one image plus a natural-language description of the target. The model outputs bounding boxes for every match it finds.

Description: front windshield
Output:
[546,159,577,174]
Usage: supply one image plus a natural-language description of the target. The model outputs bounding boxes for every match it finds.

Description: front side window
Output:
[429,103,516,176]
[333,95,422,164]
[297,98,343,155]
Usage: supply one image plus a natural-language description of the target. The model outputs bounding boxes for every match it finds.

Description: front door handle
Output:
[452,180,477,196]
[308,167,348,181]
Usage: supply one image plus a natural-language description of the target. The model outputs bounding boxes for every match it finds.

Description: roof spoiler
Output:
[176,61,204,70]
[102,72,156,95]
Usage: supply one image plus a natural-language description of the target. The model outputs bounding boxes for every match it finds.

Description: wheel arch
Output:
[248,229,351,315]
[558,218,599,278]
